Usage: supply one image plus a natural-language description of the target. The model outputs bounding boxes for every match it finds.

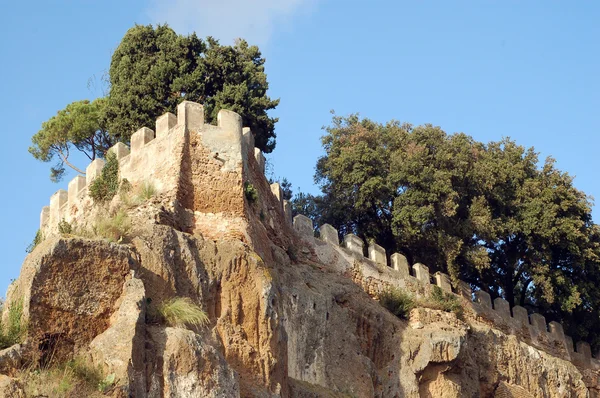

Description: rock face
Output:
[4,102,599,397]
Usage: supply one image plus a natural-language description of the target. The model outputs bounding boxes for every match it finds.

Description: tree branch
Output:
[57,149,86,175]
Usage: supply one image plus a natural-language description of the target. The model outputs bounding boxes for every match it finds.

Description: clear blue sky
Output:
[1,1,599,296]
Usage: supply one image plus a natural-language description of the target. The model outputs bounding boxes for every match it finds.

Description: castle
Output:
[37,100,600,374]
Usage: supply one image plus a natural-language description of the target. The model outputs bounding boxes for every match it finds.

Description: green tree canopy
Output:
[105,25,279,151]
[297,113,600,347]
[31,24,279,181]
[29,98,110,182]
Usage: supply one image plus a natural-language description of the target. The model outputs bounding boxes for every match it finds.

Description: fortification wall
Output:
[291,214,600,372]
[38,101,270,242]
[35,99,598,372]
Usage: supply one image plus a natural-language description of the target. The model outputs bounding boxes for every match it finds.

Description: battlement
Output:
[291,214,600,370]
[34,99,598,371]
[39,101,269,238]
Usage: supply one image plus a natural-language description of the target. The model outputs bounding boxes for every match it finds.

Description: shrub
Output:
[379,288,415,319]
[422,286,464,319]
[89,152,119,203]
[26,229,43,253]
[95,209,131,243]
[157,297,209,328]
[20,357,111,397]
[244,181,258,203]
[58,219,73,235]
[0,299,25,349]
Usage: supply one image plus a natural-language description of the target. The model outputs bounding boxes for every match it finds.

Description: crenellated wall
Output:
[291,214,600,371]
[39,101,271,241]
[35,99,599,373]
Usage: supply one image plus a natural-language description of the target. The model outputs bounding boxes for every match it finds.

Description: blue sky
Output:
[1,1,599,295]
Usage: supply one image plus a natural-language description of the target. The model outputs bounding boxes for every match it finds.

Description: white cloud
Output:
[146,0,317,46]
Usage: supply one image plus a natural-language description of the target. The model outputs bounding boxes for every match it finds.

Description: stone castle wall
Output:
[36,99,598,373]
[291,213,600,372]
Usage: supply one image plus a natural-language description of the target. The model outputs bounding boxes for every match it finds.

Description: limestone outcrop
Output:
[2,102,598,397]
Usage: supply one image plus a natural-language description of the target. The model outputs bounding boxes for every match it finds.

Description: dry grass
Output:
[94,209,131,243]
[157,297,209,329]
[20,356,115,397]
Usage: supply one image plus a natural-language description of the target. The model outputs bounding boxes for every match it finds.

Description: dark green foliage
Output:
[0,299,25,349]
[30,24,279,181]
[89,153,119,203]
[29,99,111,182]
[244,182,258,203]
[303,113,600,348]
[26,229,43,253]
[379,288,415,319]
[105,25,279,152]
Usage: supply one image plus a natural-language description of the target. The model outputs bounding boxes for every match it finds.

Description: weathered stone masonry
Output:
[292,214,600,372]
[37,98,599,375]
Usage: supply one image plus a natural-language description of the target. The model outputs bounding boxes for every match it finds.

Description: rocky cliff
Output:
[1,102,598,397]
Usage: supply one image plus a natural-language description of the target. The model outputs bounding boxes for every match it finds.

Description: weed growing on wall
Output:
[378,286,464,320]
[58,220,73,235]
[89,152,119,203]
[26,229,43,253]
[379,288,415,319]
[0,299,25,349]
[244,181,258,203]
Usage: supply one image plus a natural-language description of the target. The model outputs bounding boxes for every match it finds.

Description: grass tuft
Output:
[95,209,131,243]
[157,297,209,329]
[137,181,157,201]
[379,288,415,319]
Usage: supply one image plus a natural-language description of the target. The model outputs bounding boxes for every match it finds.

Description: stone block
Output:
[40,206,50,229]
[50,190,68,223]
[243,127,254,152]
[218,109,243,137]
[434,272,452,293]
[391,253,409,277]
[368,243,386,266]
[68,175,86,204]
[155,112,177,137]
[412,263,430,284]
[270,182,282,202]
[474,290,492,308]
[86,158,106,186]
[130,127,155,152]
[512,305,529,326]
[293,215,313,238]
[493,297,511,320]
[565,335,575,353]
[177,101,204,131]
[108,142,130,160]
[283,200,292,225]
[530,313,547,334]
[254,148,265,174]
[577,341,592,361]
[548,321,565,340]
[343,234,364,256]
[457,280,472,299]
[319,224,339,246]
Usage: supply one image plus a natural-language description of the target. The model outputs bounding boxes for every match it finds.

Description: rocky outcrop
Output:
[146,327,239,397]
[3,101,598,396]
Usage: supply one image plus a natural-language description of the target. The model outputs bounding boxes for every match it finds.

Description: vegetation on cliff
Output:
[30,24,279,181]
[294,113,600,348]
